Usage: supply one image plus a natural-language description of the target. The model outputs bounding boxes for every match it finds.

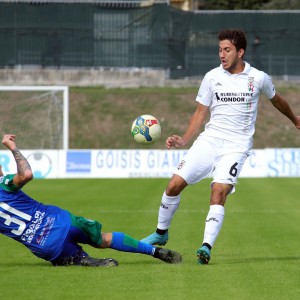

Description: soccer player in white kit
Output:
[141,29,300,264]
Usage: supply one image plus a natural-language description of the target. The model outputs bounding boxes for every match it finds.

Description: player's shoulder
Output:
[205,66,223,78]
[247,63,274,93]
[200,66,224,86]
[0,174,18,192]
[247,64,269,81]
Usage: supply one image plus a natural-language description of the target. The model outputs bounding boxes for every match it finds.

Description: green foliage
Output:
[1,178,299,300]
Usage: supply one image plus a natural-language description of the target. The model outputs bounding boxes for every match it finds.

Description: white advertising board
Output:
[1,148,300,179]
[0,150,59,179]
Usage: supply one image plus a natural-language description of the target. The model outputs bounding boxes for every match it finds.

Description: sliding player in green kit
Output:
[0,134,182,267]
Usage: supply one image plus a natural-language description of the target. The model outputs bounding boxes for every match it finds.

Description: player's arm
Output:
[166,103,209,149]
[270,94,300,129]
[2,134,33,188]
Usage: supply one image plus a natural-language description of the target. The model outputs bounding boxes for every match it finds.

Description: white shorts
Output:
[174,135,250,194]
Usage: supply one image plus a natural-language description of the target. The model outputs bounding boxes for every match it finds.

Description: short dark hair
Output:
[218,29,247,52]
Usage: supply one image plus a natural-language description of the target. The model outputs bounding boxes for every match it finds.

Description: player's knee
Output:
[165,179,186,196]
[100,232,112,248]
[166,184,181,197]
[211,183,232,205]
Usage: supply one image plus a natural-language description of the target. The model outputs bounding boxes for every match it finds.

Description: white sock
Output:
[203,205,225,247]
[157,192,180,230]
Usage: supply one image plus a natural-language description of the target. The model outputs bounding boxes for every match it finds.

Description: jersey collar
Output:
[220,61,251,75]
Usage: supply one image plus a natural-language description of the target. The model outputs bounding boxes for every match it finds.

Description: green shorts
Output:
[69,213,103,247]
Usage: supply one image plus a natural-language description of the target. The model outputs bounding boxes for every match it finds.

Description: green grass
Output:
[67,85,300,149]
[1,178,300,300]
[69,86,198,149]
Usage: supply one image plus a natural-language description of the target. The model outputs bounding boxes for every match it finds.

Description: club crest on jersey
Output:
[248,77,254,92]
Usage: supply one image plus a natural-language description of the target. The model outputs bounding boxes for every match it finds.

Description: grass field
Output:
[0,177,299,300]
[68,85,300,149]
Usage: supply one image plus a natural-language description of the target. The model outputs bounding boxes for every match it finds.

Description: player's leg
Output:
[102,232,182,264]
[68,214,182,264]
[197,183,231,264]
[197,150,249,264]
[141,136,216,246]
[51,225,118,267]
[140,175,187,245]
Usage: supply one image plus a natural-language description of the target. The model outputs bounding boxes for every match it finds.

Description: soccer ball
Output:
[131,114,161,145]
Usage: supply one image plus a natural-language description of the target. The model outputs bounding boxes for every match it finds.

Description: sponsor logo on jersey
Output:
[215,92,253,102]
[215,92,253,104]
[36,216,55,246]
[21,210,45,243]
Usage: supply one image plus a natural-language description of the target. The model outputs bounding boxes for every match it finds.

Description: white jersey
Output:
[196,62,276,149]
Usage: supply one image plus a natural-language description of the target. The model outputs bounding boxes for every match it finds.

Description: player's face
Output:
[219,40,245,74]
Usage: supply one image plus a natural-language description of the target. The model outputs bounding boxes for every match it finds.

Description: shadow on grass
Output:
[7,255,297,267]
[0,259,176,267]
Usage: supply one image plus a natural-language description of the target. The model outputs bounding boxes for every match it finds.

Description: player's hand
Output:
[166,135,186,149]
[295,116,300,129]
[2,134,17,151]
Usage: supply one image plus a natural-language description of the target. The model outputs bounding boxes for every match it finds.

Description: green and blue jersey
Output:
[0,174,70,261]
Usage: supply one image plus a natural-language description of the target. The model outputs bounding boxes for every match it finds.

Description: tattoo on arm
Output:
[12,149,32,175]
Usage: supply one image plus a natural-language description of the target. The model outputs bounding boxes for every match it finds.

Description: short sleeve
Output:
[195,73,212,106]
[0,174,19,192]
[261,73,276,100]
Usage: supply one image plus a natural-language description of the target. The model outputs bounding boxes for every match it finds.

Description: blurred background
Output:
[1,0,300,152]
[1,0,300,80]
